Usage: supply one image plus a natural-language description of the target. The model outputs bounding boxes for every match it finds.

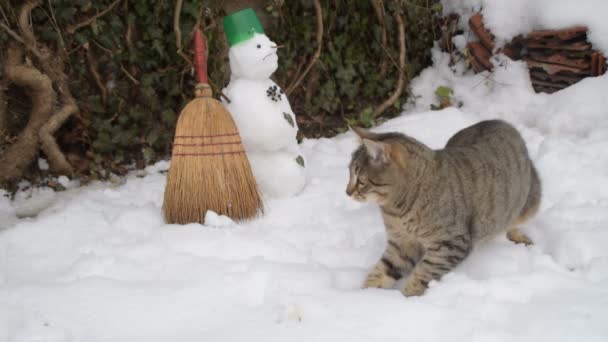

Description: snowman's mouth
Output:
[262,52,277,61]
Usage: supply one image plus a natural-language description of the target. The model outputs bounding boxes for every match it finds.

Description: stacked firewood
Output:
[466,13,606,94]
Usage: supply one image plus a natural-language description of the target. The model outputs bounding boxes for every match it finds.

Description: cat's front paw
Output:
[362,271,395,289]
[401,278,428,297]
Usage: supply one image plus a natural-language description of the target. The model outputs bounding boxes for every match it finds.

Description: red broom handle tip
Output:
[193,29,208,84]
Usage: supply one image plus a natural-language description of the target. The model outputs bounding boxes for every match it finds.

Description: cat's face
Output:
[346,127,400,205]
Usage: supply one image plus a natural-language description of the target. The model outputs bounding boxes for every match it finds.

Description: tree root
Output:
[372,11,407,119]
[0,1,77,184]
[85,42,108,103]
[0,45,55,184]
[39,99,77,175]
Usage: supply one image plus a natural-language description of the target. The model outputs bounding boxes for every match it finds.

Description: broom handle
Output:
[193,28,208,84]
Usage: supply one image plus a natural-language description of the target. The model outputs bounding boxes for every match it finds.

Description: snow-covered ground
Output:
[2,1,608,341]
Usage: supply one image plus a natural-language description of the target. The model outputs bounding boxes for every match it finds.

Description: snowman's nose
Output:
[272,45,284,49]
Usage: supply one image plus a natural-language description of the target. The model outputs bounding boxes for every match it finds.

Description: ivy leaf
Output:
[359,107,374,128]
[435,86,453,98]
[161,109,176,124]
[74,32,88,45]
[142,147,155,162]
[146,128,161,146]
[283,112,295,127]
[295,155,305,168]
[88,95,105,113]
[80,1,93,12]
[431,3,443,13]
[60,7,76,20]
[91,20,99,35]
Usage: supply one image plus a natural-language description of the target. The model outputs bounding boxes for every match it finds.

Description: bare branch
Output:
[85,42,107,102]
[0,22,25,45]
[285,0,323,96]
[371,0,388,76]
[121,64,140,85]
[46,0,66,53]
[174,0,184,52]
[0,4,10,24]
[0,80,6,138]
[372,12,407,119]
[173,0,194,66]
[66,0,122,34]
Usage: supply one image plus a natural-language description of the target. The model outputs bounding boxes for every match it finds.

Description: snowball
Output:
[38,158,49,171]
[204,210,236,227]
[247,150,306,198]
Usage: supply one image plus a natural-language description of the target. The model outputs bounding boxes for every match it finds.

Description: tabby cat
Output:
[347,120,541,296]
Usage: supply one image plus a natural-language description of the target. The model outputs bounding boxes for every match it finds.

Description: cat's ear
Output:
[351,125,371,140]
[362,139,391,164]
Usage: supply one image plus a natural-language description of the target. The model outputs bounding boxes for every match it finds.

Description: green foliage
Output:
[435,86,454,98]
[271,0,441,137]
[0,0,440,179]
[431,85,460,110]
[0,0,228,178]
[344,106,374,129]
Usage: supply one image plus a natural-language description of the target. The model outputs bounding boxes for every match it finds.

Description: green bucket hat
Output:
[223,8,265,47]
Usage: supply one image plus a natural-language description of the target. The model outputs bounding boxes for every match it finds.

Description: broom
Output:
[163,28,263,224]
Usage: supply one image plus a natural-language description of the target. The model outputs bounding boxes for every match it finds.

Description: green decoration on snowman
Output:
[221,8,306,199]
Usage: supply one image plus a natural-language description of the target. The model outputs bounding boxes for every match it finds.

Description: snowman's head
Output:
[229,33,278,81]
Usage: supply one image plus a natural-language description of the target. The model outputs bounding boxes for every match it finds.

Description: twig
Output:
[46,0,66,53]
[194,1,205,34]
[371,0,388,76]
[207,78,231,103]
[0,80,6,137]
[372,12,407,119]
[125,18,134,51]
[121,64,140,85]
[91,39,114,56]
[84,42,107,102]
[0,22,25,45]
[285,0,323,96]
[0,4,10,24]
[376,35,406,75]
[285,57,306,93]
[173,0,193,66]
[174,0,183,51]
[173,1,231,103]
[65,0,122,34]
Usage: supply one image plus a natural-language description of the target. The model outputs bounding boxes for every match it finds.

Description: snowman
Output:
[221,8,306,198]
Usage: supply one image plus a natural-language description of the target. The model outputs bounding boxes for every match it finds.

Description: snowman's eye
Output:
[257,44,261,49]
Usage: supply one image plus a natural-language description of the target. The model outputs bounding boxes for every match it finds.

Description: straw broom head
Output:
[163,29,263,224]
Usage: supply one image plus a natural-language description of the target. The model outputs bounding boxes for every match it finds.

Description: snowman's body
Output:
[223,33,306,198]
